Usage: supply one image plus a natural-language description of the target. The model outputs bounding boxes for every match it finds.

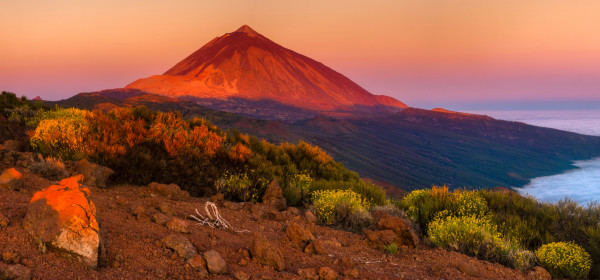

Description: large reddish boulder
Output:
[262,178,286,211]
[372,210,419,248]
[22,175,105,268]
[250,233,285,271]
[75,159,114,188]
[0,168,23,191]
[285,222,314,249]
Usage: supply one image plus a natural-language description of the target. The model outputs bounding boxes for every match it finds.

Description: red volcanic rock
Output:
[126,25,407,112]
[22,175,105,268]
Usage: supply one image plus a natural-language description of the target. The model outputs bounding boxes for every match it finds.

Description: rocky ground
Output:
[0,142,545,280]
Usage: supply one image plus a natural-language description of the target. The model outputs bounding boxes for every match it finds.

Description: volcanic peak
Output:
[235,24,260,36]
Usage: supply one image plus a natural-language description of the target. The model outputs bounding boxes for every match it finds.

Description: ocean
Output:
[468,110,600,205]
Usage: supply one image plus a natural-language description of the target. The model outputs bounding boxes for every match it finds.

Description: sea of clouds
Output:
[469,109,600,205]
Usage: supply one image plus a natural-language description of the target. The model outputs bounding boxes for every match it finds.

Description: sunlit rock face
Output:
[126,25,407,113]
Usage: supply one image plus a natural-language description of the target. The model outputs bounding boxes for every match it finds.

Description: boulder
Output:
[304,210,317,223]
[0,263,31,280]
[319,267,338,280]
[0,212,9,228]
[372,210,419,248]
[75,159,114,188]
[162,234,197,259]
[22,175,105,268]
[0,168,23,191]
[188,254,207,270]
[166,217,190,233]
[298,268,318,280]
[304,239,327,255]
[457,262,480,278]
[286,222,314,249]
[2,140,21,152]
[250,233,285,271]
[204,250,227,274]
[262,178,286,211]
[148,182,189,200]
[364,229,398,249]
[528,266,552,280]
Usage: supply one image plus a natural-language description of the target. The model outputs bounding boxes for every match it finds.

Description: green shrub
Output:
[385,243,399,255]
[310,179,386,207]
[312,189,370,225]
[428,215,535,270]
[282,173,313,206]
[400,186,488,233]
[536,242,592,279]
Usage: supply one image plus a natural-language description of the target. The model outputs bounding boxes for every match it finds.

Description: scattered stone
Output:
[372,211,419,248]
[74,159,114,188]
[286,222,314,249]
[162,234,197,259]
[304,210,317,223]
[250,233,285,271]
[158,202,174,215]
[0,263,31,280]
[238,257,250,267]
[2,252,20,264]
[210,193,225,206]
[166,217,190,233]
[457,262,480,278]
[262,178,287,211]
[528,266,552,280]
[233,270,250,280]
[188,254,207,270]
[318,267,338,280]
[0,212,9,228]
[343,268,360,279]
[0,168,23,191]
[132,205,151,222]
[204,250,227,275]
[148,182,189,200]
[287,207,301,216]
[365,229,403,250]
[224,201,241,211]
[265,210,286,221]
[298,268,318,280]
[22,175,105,268]
[20,259,34,269]
[304,239,327,255]
[152,212,170,226]
[249,203,263,220]
[2,140,21,152]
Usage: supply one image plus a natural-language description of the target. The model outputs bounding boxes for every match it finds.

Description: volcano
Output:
[126,25,406,113]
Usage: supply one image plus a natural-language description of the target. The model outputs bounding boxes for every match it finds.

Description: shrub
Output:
[400,186,488,233]
[428,215,535,270]
[312,189,370,225]
[385,243,399,255]
[282,173,313,206]
[30,156,69,180]
[29,108,89,159]
[536,242,591,279]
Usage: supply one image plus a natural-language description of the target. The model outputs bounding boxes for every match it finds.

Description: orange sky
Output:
[1,0,599,109]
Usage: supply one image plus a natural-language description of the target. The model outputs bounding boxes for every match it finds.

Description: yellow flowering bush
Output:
[428,215,535,270]
[312,189,369,225]
[29,108,89,159]
[536,242,592,279]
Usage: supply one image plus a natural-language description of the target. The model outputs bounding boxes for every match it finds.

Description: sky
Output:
[1,0,599,110]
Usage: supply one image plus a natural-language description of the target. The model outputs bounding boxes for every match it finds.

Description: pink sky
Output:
[1,0,599,109]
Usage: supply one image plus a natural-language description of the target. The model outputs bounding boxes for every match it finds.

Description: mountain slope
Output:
[54,92,600,190]
[126,25,406,114]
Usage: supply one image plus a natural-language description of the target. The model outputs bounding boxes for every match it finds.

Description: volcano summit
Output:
[126,25,406,115]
